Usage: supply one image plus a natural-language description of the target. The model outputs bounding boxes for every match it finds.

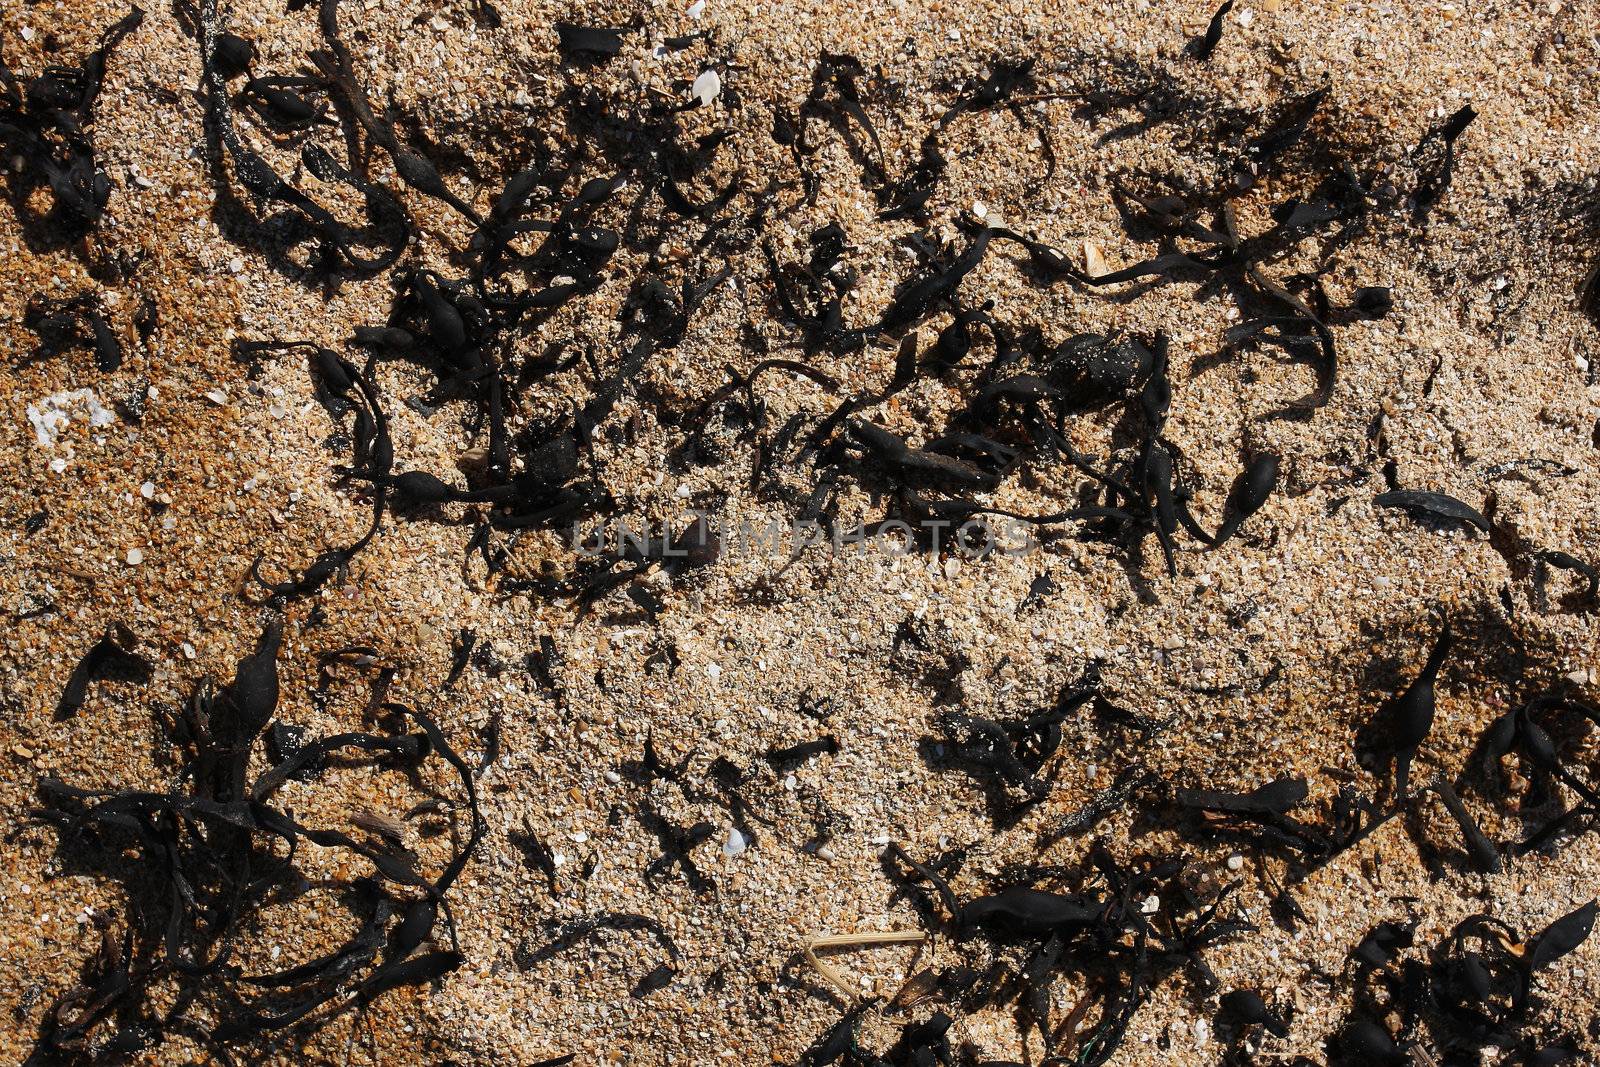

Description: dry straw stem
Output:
[803,930,928,1000]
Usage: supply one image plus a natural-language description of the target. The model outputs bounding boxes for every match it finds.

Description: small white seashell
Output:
[723,827,746,856]
[691,69,721,108]
[687,0,705,17]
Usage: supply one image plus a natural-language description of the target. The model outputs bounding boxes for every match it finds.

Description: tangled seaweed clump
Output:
[4,0,1600,1063]
[28,621,482,1062]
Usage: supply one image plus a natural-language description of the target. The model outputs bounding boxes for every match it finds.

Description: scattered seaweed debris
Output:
[1534,550,1598,607]
[555,23,629,60]
[27,618,482,1062]
[879,840,1248,1065]
[0,8,143,243]
[920,683,1097,824]
[1411,104,1477,219]
[1209,453,1278,548]
[7,0,1587,1062]
[170,0,1449,616]
[1334,898,1595,1062]
[1357,623,1454,797]
[1477,692,1600,856]
[1218,987,1289,1039]
[22,292,124,372]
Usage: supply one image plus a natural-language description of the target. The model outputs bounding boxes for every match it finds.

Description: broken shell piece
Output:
[691,69,721,107]
[1083,240,1109,278]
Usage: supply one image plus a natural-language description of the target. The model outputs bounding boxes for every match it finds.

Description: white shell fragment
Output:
[723,827,747,856]
[691,69,722,108]
[28,389,117,447]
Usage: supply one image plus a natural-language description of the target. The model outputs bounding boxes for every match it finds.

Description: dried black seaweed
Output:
[1210,453,1278,547]
[1535,550,1598,604]
[879,841,1247,1065]
[22,292,124,372]
[1412,105,1477,218]
[29,621,483,1061]
[1219,987,1287,1037]
[1357,623,1453,798]
[555,24,628,59]
[54,624,151,719]
[0,8,143,241]
[10,8,1581,1062]
[1375,490,1491,533]
[1188,1,1234,63]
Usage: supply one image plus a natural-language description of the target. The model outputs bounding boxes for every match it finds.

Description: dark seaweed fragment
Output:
[1412,104,1477,217]
[197,0,412,280]
[1175,776,1337,856]
[22,292,123,372]
[1356,623,1453,798]
[212,32,256,79]
[1351,920,1415,969]
[1188,1,1234,62]
[555,24,627,58]
[1352,285,1393,318]
[1177,777,1308,816]
[311,3,481,225]
[1219,987,1287,1037]
[879,841,1245,1065]
[636,803,717,893]
[1374,490,1490,533]
[1336,1016,1403,1063]
[878,228,994,334]
[1535,550,1598,603]
[1210,453,1278,548]
[55,624,151,719]
[1242,87,1326,172]
[0,7,144,241]
[765,736,839,768]
[1526,900,1596,974]
[1428,779,1501,874]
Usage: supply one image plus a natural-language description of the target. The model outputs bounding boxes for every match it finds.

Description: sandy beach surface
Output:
[2,0,1598,1063]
